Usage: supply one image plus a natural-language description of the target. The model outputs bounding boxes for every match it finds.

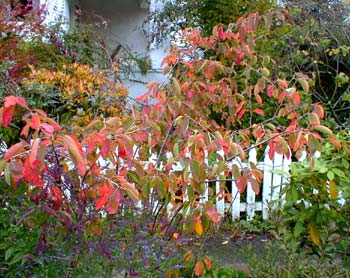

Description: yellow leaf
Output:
[123,182,140,202]
[194,219,203,236]
[309,224,320,245]
[329,180,338,200]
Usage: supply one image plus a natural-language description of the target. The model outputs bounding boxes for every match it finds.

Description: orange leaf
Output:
[313,104,324,119]
[184,251,193,262]
[63,135,86,175]
[194,218,203,236]
[329,180,338,200]
[291,91,301,105]
[278,79,288,89]
[4,141,28,160]
[194,260,204,276]
[30,114,41,130]
[327,137,342,148]
[204,257,212,270]
[309,224,320,245]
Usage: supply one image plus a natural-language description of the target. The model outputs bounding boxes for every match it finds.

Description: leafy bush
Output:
[0,11,342,278]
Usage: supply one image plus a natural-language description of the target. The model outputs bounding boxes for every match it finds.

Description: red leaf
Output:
[285,119,297,133]
[2,105,15,127]
[218,26,226,40]
[44,117,62,132]
[278,91,287,104]
[106,189,122,214]
[15,97,28,108]
[237,109,246,120]
[63,135,86,175]
[267,85,275,97]
[217,138,230,154]
[254,108,264,115]
[96,184,112,210]
[268,141,275,160]
[206,204,221,223]
[236,101,245,113]
[118,147,127,159]
[21,122,31,137]
[40,123,55,136]
[23,156,44,187]
[236,175,248,194]
[51,186,63,203]
[4,96,17,107]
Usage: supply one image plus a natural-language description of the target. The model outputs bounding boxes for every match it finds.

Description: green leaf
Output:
[286,185,298,202]
[313,125,333,136]
[294,221,304,237]
[9,252,23,265]
[342,158,349,169]
[5,247,15,261]
[190,160,206,182]
[327,171,334,181]
[342,93,350,102]
[333,168,345,178]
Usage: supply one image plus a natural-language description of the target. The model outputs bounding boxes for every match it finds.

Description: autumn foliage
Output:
[0,11,342,276]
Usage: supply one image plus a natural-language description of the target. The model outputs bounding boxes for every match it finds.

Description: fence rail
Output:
[195,147,292,221]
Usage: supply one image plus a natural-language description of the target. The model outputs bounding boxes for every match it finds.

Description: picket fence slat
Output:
[193,146,292,221]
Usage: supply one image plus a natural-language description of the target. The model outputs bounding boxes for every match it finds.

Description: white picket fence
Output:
[165,147,292,222]
[0,139,293,221]
[208,147,291,221]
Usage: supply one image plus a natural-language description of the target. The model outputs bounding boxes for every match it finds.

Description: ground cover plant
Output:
[1,2,349,277]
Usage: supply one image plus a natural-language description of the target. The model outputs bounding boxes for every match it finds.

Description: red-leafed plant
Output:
[0,11,341,277]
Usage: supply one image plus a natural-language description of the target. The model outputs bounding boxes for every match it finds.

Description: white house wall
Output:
[40,0,70,25]
[42,0,168,100]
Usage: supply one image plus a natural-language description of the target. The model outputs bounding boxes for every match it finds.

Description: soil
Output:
[191,227,275,274]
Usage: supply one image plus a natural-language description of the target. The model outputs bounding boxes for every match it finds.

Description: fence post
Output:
[246,147,257,221]
[230,158,241,221]
[215,179,225,215]
[215,150,225,215]
[262,147,273,220]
